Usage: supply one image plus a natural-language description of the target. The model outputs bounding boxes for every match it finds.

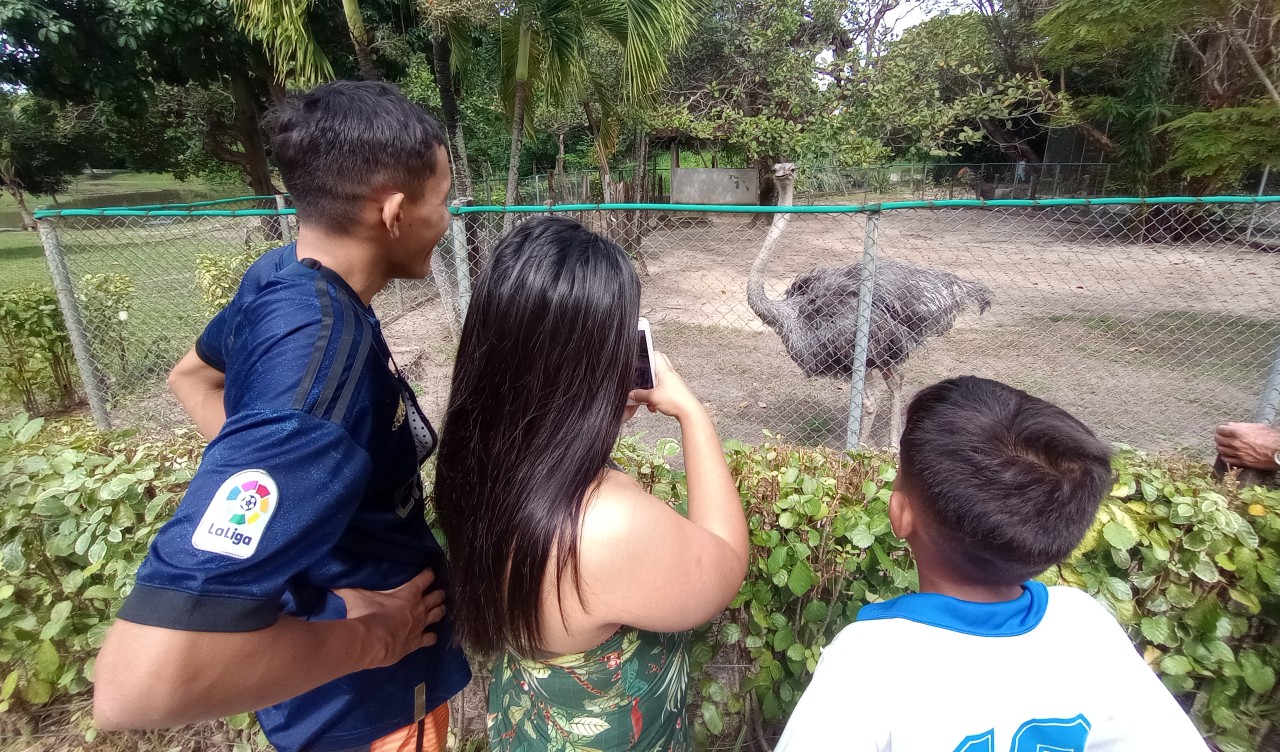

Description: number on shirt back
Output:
[953,714,1091,752]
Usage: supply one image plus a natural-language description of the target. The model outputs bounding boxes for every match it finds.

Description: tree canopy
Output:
[1,0,1276,212]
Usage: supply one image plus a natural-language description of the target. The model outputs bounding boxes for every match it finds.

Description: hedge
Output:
[2,418,1278,750]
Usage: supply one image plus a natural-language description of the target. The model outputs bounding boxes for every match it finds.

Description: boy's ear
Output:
[889,488,915,540]
[379,192,406,239]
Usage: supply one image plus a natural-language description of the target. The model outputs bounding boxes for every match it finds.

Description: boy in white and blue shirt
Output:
[777,376,1208,752]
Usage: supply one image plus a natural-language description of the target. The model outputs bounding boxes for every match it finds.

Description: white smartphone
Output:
[634,317,656,392]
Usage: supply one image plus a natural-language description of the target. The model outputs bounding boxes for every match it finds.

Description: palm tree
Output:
[231,0,378,84]
[498,0,694,231]
[424,5,486,200]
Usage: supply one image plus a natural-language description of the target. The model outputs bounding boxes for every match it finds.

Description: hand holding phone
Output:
[633,317,656,392]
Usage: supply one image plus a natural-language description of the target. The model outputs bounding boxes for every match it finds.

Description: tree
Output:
[649,0,900,203]
[1038,0,1279,190]
[231,0,379,82]
[422,1,496,200]
[1,0,283,196]
[0,93,92,230]
[496,0,694,229]
[867,13,1064,164]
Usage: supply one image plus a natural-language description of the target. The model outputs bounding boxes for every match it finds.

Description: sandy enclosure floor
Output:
[385,207,1280,456]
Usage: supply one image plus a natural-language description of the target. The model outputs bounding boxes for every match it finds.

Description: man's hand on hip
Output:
[335,567,447,669]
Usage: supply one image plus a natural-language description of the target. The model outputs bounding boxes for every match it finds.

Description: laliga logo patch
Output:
[191,470,278,559]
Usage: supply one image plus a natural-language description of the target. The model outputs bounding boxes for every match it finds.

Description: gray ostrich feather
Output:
[747,163,993,445]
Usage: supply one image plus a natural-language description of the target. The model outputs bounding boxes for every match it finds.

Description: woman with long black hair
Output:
[433,216,748,751]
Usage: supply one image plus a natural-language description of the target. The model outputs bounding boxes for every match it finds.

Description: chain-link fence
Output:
[32,195,1280,455]
[28,199,432,428]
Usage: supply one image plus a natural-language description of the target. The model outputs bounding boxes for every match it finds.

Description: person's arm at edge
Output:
[168,347,226,440]
[94,568,445,730]
[675,400,749,578]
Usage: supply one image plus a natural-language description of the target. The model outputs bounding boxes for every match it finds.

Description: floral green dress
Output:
[487,629,691,752]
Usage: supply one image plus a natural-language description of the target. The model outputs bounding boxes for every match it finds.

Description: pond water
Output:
[2,188,232,229]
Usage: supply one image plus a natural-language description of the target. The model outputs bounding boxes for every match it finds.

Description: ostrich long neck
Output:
[747,177,797,330]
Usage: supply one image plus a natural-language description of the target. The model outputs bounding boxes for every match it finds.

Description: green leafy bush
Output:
[612,435,1280,751]
[0,414,202,711]
[196,243,273,315]
[3,420,1277,750]
[0,287,77,414]
[77,273,136,375]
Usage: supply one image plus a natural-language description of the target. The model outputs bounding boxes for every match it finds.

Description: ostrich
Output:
[747,163,994,446]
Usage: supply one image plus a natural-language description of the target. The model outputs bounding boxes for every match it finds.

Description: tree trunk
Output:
[550,131,566,204]
[230,76,278,197]
[5,182,36,231]
[228,76,282,242]
[978,118,1042,166]
[503,21,533,233]
[581,100,611,203]
[634,127,650,203]
[503,80,527,233]
[432,33,472,198]
[342,0,378,81]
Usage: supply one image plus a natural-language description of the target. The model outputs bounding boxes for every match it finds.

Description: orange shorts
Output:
[365,703,449,752]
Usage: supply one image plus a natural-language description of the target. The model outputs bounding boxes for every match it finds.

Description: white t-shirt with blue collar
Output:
[775,582,1208,752]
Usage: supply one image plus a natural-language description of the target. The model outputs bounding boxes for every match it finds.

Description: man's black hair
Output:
[898,376,1113,585]
[271,80,447,231]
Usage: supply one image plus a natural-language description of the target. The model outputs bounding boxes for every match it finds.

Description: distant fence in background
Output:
[32,194,1280,457]
[468,162,1115,207]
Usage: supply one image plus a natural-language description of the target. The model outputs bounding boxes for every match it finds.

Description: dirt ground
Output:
[385,207,1280,456]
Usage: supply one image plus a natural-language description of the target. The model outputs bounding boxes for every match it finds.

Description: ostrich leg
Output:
[886,366,906,448]
[858,368,886,446]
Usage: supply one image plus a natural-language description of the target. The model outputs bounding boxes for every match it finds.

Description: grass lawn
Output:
[1,217,263,406]
[0,231,50,290]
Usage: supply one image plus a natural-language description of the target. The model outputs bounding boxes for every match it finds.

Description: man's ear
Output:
[889,488,915,540]
[380,192,407,239]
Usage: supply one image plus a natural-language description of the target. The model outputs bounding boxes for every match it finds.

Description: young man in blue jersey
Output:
[93,81,471,752]
[777,376,1208,752]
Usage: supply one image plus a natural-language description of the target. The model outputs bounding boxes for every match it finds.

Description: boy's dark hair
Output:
[898,376,1112,586]
[270,80,447,231]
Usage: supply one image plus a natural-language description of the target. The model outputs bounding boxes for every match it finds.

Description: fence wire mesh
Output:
[33,196,1280,456]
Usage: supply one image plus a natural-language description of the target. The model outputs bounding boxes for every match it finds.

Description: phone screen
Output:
[634,327,655,390]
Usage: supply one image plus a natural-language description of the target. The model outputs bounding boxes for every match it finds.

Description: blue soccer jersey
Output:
[119,244,471,752]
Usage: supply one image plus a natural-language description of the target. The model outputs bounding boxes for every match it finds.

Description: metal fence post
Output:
[845,211,880,450]
[37,219,111,429]
[1246,165,1270,243]
[1255,340,1280,426]
[452,198,474,322]
[274,194,292,241]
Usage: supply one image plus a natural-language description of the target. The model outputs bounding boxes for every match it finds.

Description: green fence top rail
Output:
[32,194,1280,219]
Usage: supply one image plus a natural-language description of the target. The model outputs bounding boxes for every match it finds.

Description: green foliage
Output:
[0,286,77,414]
[869,13,1069,159]
[0,91,94,201]
[77,273,135,374]
[612,436,1280,749]
[196,243,273,315]
[0,415,203,715]
[1157,106,1280,190]
[6,418,1277,748]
